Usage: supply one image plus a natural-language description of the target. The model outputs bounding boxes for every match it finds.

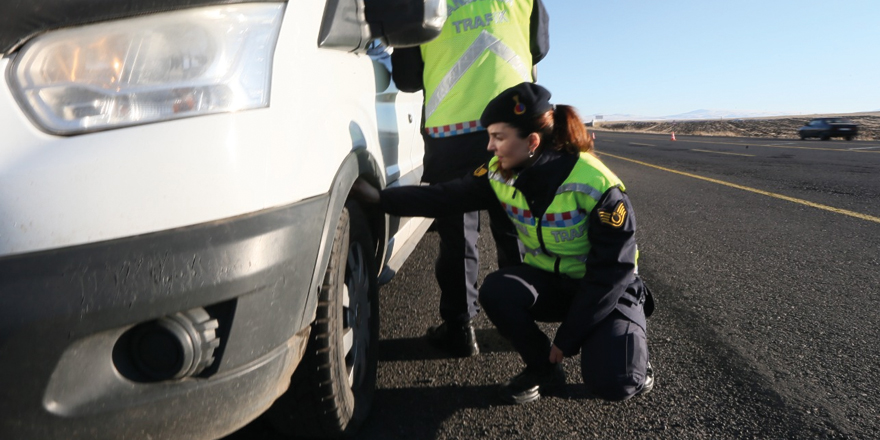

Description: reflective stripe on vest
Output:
[556,183,603,201]
[523,244,589,263]
[421,0,534,130]
[488,152,625,278]
[424,30,532,121]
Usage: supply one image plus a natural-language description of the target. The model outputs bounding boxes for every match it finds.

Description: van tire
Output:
[269,200,379,438]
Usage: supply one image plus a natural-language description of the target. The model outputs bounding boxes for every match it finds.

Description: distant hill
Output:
[592,109,880,122]
[662,109,791,120]
[592,109,793,122]
[593,114,880,141]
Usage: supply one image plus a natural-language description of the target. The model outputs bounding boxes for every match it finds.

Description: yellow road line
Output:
[600,152,880,224]
[630,142,656,147]
[692,149,755,157]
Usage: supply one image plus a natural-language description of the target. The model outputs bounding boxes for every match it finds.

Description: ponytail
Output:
[510,104,594,157]
[551,105,593,154]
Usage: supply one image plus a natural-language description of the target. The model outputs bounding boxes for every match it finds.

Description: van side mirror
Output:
[366,0,446,48]
[319,0,446,52]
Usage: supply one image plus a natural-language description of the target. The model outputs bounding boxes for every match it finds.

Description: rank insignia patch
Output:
[598,202,627,228]
[473,164,488,177]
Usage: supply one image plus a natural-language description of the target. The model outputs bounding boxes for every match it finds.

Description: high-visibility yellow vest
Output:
[488,153,626,278]
[421,0,535,137]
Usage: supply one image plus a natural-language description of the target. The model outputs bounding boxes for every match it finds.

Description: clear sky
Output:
[538,0,880,118]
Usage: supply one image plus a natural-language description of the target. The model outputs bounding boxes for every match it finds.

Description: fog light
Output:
[128,308,220,381]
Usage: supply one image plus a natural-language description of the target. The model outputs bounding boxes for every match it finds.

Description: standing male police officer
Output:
[391,0,550,357]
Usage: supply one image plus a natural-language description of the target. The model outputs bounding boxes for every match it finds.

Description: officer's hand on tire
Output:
[351,178,380,205]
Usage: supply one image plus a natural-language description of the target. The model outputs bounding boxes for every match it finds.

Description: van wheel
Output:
[269,200,379,438]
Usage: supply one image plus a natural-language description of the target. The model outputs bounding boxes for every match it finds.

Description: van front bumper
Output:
[0,195,328,440]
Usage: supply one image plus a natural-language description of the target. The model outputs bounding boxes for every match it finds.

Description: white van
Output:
[0,1,441,438]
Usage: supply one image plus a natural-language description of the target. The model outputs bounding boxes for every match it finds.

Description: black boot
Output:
[637,362,655,396]
[498,364,566,404]
[425,320,479,357]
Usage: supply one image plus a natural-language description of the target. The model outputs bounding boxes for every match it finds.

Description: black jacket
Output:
[379,150,643,356]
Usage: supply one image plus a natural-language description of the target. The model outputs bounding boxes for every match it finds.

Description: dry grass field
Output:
[594,113,880,140]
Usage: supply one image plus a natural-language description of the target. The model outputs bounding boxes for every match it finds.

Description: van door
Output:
[369,43,421,188]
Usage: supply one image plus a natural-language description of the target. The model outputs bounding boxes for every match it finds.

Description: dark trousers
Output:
[424,131,522,322]
[479,265,650,401]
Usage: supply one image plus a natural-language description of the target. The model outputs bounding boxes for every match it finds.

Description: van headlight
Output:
[8,3,284,135]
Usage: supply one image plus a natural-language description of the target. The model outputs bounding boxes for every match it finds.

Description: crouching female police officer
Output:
[353,82,655,404]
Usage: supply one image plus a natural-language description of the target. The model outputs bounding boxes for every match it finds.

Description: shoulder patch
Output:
[598,201,626,228]
[473,164,488,177]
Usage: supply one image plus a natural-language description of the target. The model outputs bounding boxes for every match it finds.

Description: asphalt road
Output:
[229,132,880,439]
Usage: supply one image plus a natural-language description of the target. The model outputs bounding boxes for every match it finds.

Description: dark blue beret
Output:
[480,82,553,128]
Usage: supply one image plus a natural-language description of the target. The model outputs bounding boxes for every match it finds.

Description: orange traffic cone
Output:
[671,132,676,141]
[591,132,596,140]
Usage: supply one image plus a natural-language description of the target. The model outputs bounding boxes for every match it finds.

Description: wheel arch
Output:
[299,122,389,327]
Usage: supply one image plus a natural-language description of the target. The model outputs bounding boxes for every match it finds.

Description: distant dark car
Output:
[797,117,859,140]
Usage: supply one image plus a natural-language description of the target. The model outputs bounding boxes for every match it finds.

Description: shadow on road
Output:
[225,328,532,439]
[378,328,516,362]
[358,382,598,440]
[226,381,599,440]
[361,385,518,440]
